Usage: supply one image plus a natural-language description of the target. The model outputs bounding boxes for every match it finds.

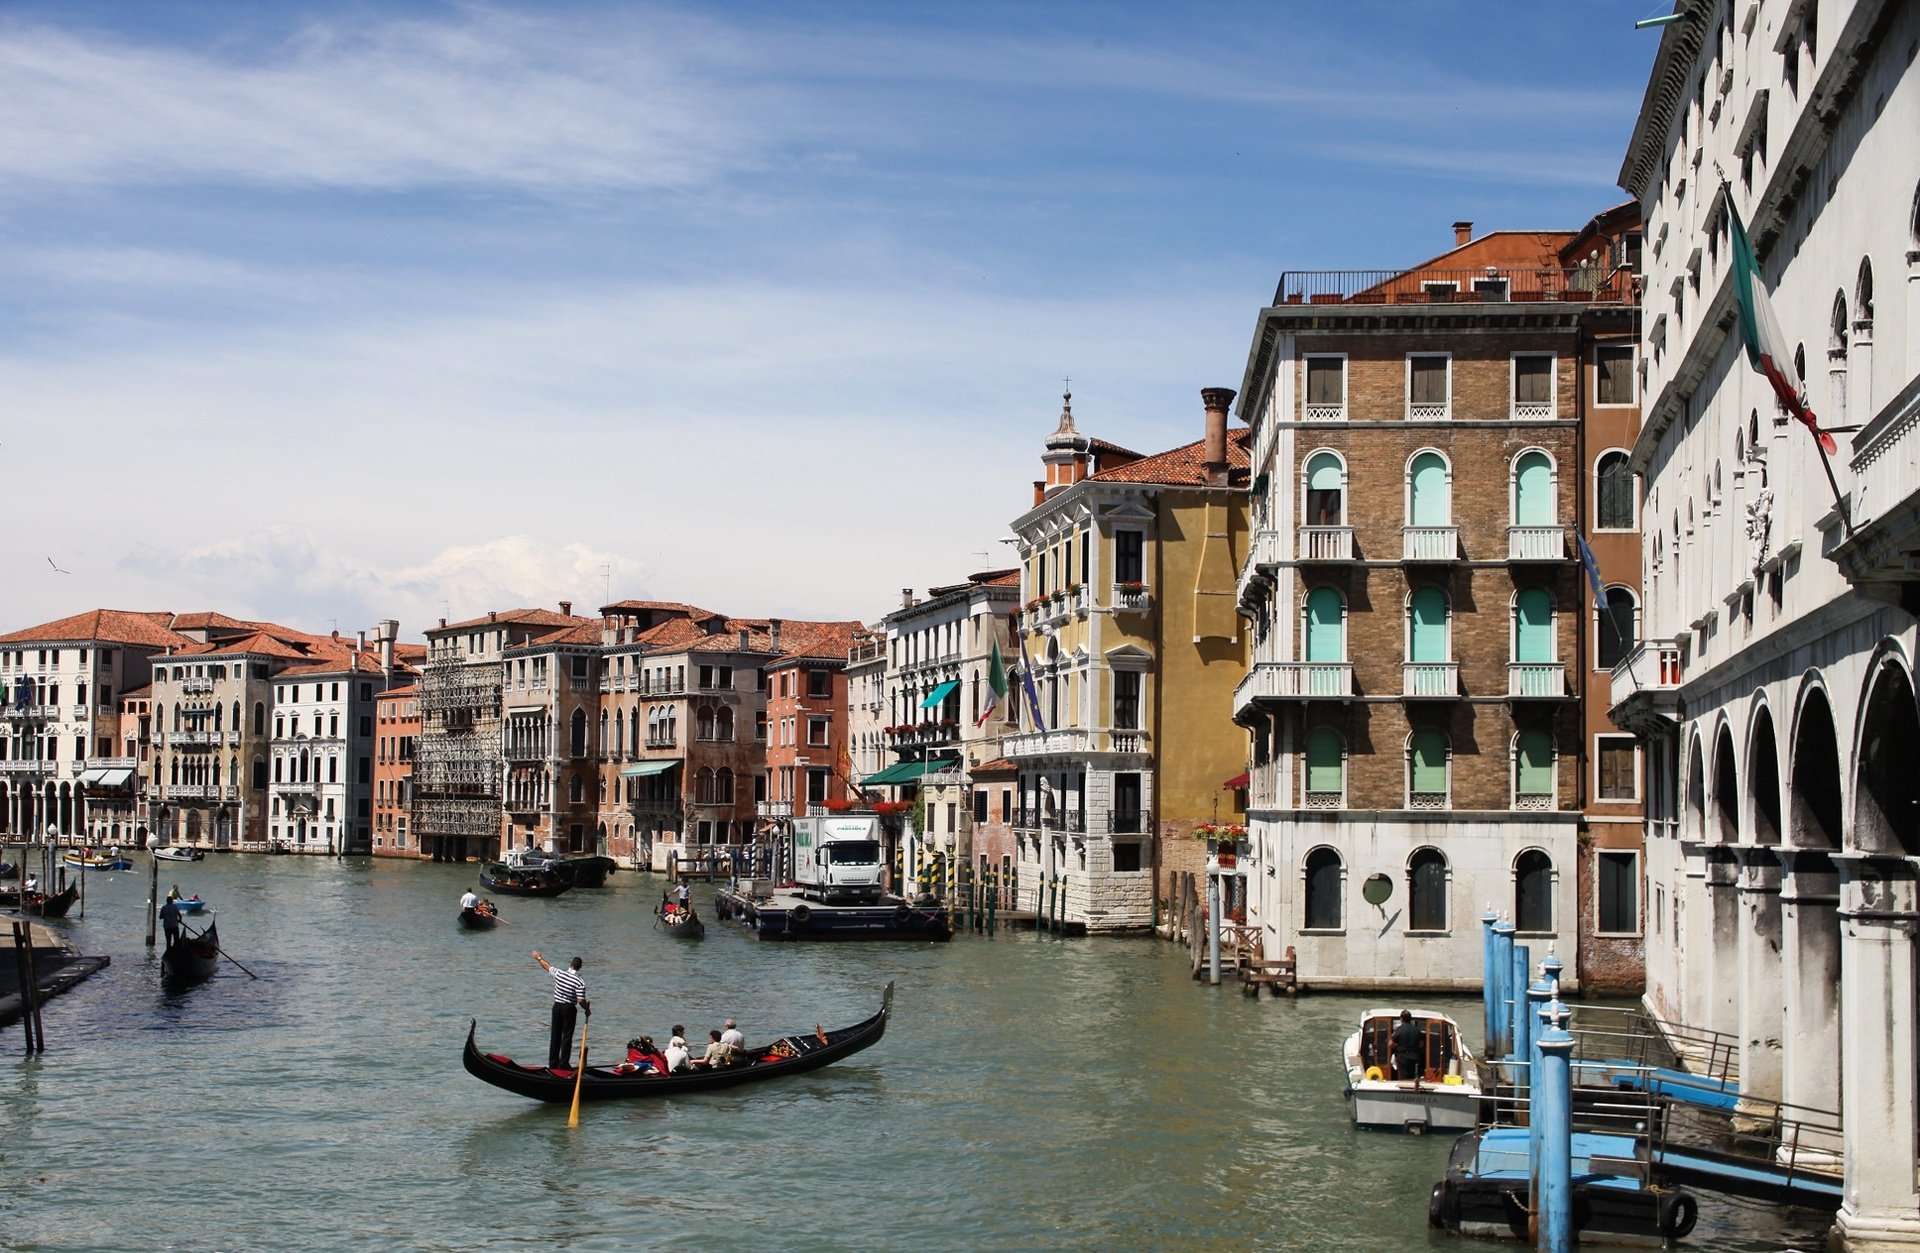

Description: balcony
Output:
[1511,400,1557,421]
[1608,640,1684,735]
[1300,527,1354,561]
[1235,662,1354,709]
[1507,663,1569,698]
[0,705,55,722]
[180,677,215,695]
[1508,525,1567,561]
[1272,265,1634,307]
[1402,526,1459,562]
[167,784,236,802]
[0,760,51,775]
[1302,401,1346,422]
[1113,586,1152,614]
[1109,810,1145,834]
[1407,401,1450,422]
[1402,663,1459,698]
[1829,376,1920,599]
[757,800,793,818]
[1108,730,1146,754]
[1003,729,1093,758]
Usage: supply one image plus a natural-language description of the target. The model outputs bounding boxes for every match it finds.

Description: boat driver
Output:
[1390,1010,1426,1085]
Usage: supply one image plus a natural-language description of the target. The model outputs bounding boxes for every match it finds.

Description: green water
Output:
[2,855,1830,1251]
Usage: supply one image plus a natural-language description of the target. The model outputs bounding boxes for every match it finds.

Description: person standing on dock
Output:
[533,951,589,1068]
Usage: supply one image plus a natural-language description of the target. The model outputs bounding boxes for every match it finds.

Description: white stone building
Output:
[1614,2,1920,1245]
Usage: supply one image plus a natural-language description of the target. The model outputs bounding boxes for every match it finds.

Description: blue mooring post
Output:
[1508,939,1529,1064]
[1491,919,1515,1058]
[1481,909,1499,1058]
[1527,970,1554,1170]
[1536,1010,1575,1253]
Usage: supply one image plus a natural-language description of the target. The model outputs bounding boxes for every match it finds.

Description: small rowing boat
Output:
[162,917,221,990]
[459,905,500,930]
[64,851,133,871]
[20,884,79,918]
[464,984,893,1103]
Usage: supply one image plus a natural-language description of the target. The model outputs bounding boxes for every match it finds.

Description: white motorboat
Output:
[153,845,205,862]
[1342,1007,1484,1134]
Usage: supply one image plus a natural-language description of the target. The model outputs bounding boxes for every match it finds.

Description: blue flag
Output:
[1576,535,1606,602]
[1015,630,1048,736]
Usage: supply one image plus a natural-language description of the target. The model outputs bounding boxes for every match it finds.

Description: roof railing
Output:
[1272,265,1634,307]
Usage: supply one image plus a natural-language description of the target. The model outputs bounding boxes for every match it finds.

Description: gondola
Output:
[153,846,204,862]
[459,905,500,930]
[161,918,221,990]
[465,983,892,1103]
[19,884,79,918]
[478,864,572,898]
[658,904,705,939]
[0,860,16,880]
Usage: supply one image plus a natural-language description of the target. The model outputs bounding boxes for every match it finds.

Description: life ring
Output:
[893,905,911,925]
[1363,1065,1385,1082]
[789,904,812,927]
[1657,1191,1698,1239]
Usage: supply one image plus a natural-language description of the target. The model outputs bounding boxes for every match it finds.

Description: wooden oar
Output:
[567,1014,590,1128]
[198,927,260,980]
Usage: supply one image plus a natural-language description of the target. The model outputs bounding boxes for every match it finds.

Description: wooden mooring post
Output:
[11,920,46,1054]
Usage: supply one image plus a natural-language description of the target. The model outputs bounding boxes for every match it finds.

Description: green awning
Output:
[861,758,960,786]
[619,760,677,778]
[920,680,960,709]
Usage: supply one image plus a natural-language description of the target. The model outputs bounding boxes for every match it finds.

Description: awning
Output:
[861,758,961,786]
[619,760,677,778]
[919,680,960,709]
[80,766,134,788]
[1222,772,1250,790]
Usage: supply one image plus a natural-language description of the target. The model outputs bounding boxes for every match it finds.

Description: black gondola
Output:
[478,865,572,898]
[552,855,617,887]
[0,860,16,880]
[459,905,500,930]
[464,983,893,1103]
[161,918,221,990]
[19,883,80,918]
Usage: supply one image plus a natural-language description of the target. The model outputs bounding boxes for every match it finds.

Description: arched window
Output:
[1408,847,1449,931]
[716,708,735,742]
[695,767,715,804]
[1512,450,1555,526]
[696,708,716,741]
[1407,451,1451,526]
[1830,291,1850,354]
[1304,452,1345,526]
[1304,727,1344,804]
[231,701,240,731]
[1304,847,1343,930]
[1407,587,1449,663]
[716,768,735,804]
[1408,730,1448,806]
[569,709,587,757]
[1515,729,1555,806]
[1514,849,1554,932]
[1304,588,1345,663]
[1514,587,1555,663]
[328,755,338,783]
[569,775,584,804]
[1857,257,1874,324]
[1595,450,1636,529]
[599,711,609,755]
[1597,587,1639,670]
[273,756,283,783]
[253,702,265,735]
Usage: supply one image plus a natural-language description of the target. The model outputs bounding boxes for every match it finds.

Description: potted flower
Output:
[1117,580,1146,595]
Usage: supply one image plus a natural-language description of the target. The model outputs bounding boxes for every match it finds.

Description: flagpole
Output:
[1813,442,1855,540]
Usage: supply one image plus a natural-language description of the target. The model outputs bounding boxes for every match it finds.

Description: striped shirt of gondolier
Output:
[551,966,585,1005]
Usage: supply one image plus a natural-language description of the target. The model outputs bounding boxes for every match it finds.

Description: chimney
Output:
[378,619,397,675]
[902,588,914,610]
[738,629,749,651]
[559,600,572,617]
[1201,387,1236,487]
[488,610,497,623]
[1453,220,1473,247]
[438,618,447,629]
[769,618,782,653]
[356,629,367,651]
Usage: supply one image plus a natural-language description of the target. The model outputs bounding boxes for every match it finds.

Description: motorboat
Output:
[1343,1007,1485,1133]
[153,846,205,862]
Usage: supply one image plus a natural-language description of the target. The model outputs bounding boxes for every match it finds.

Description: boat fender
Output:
[1657,1191,1698,1239]
[1363,1065,1385,1082]
[894,904,911,925]
[1427,1181,1456,1230]
[790,904,811,926]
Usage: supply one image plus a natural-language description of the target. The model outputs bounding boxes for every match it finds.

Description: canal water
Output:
[5,855,1831,1251]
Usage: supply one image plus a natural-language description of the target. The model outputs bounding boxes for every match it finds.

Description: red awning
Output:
[1222,772,1250,790]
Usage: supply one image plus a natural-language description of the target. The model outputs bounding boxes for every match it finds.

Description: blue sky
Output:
[0,1,1659,638]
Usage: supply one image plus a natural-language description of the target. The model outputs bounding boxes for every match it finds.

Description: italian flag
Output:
[976,637,1008,726]
[1730,202,1838,456]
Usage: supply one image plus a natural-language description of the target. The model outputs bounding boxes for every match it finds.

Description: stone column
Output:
[1905,249,1920,381]
[1680,841,1712,1037]
[1834,853,1920,1247]
[1735,848,1784,1112]
[1704,846,1742,1045]
[1779,849,1844,1163]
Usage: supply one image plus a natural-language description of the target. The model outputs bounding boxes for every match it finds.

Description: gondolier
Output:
[533,950,589,1068]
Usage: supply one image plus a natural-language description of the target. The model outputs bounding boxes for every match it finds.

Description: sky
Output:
[0,0,1661,640]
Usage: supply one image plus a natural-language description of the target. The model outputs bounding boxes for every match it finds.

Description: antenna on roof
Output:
[601,563,612,605]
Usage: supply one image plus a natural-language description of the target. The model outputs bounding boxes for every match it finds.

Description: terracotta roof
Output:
[435,607,591,633]
[276,650,412,677]
[768,620,867,660]
[120,684,153,701]
[512,622,604,649]
[1087,427,1253,487]
[599,599,720,620]
[174,630,315,660]
[378,683,420,699]
[168,611,256,632]
[970,757,1019,776]
[0,609,193,649]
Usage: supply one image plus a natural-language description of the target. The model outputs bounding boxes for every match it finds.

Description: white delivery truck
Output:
[791,815,886,904]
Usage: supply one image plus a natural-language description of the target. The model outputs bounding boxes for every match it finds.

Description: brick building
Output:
[371,683,419,857]
[1234,214,1644,991]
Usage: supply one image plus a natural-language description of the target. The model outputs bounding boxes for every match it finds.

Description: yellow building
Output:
[1005,388,1250,931]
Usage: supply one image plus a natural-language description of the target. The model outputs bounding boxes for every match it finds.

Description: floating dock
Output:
[713,885,951,941]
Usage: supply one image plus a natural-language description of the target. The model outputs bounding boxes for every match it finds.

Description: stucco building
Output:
[371,683,419,857]
[1614,1,1920,1244]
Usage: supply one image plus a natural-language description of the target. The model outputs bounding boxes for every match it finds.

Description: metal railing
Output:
[1273,265,1635,307]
